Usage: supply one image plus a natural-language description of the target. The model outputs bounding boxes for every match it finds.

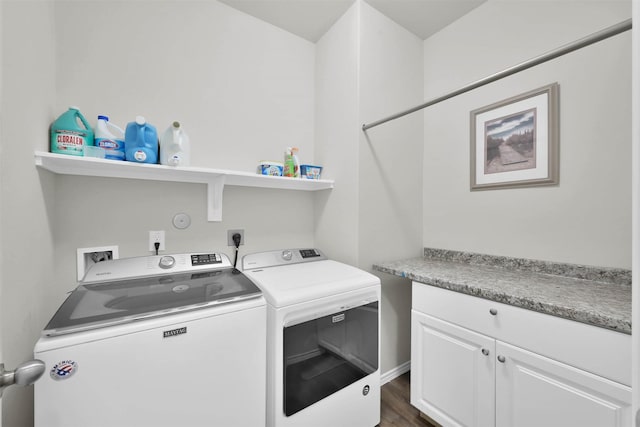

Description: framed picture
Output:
[470,83,559,190]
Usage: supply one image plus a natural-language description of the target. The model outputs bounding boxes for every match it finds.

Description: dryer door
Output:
[283,300,378,416]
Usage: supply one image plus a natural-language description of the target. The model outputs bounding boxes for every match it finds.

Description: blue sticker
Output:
[50,360,78,380]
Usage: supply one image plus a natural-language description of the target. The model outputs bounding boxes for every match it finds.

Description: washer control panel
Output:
[81,253,232,284]
[191,253,223,266]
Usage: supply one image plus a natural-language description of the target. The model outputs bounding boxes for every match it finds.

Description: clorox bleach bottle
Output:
[94,115,126,160]
[50,106,94,156]
[160,121,190,166]
[125,116,158,164]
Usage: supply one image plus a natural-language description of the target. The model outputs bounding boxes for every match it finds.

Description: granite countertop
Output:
[373,248,632,334]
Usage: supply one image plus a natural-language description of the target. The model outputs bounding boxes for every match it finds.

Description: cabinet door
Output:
[411,310,495,427]
[495,341,631,427]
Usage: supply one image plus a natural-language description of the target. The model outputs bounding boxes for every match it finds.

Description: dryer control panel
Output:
[299,249,321,258]
[242,248,326,270]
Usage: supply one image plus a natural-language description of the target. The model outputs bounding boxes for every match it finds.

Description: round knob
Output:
[14,360,45,386]
[159,256,176,269]
[497,355,506,363]
[282,250,293,261]
[481,348,490,356]
[489,308,498,316]
[0,360,45,394]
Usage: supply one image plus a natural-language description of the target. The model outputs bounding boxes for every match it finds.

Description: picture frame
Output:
[470,83,559,190]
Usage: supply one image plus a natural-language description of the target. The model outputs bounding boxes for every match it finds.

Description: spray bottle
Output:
[284,147,295,177]
[291,147,300,178]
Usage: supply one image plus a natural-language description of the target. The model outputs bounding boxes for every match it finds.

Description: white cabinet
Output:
[411,282,632,427]
[496,341,631,427]
[411,311,495,427]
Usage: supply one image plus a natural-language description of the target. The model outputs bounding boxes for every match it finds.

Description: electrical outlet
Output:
[77,245,119,281]
[149,230,166,252]
[227,229,245,246]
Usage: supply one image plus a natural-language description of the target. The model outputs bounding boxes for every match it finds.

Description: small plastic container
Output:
[258,161,283,176]
[300,164,322,180]
[83,146,106,158]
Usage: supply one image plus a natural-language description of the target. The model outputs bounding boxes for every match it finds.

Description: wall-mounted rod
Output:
[362,18,632,132]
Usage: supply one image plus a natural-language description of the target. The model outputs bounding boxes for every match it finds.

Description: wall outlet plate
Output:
[77,245,119,281]
[149,230,166,252]
[227,229,245,246]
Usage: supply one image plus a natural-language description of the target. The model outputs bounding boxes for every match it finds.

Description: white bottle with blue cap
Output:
[94,115,125,160]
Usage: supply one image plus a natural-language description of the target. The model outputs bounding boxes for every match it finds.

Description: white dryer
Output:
[34,253,266,427]
[242,249,381,427]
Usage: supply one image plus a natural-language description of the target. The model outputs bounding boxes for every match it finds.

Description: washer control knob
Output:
[282,250,293,261]
[159,256,176,269]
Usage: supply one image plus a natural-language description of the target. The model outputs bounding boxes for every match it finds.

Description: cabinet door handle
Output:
[497,355,506,363]
[489,308,498,316]
[481,348,490,356]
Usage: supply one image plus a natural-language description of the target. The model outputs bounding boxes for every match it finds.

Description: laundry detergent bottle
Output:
[125,116,158,164]
[50,106,94,156]
[284,147,300,178]
[284,147,295,177]
[160,121,190,167]
[94,115,126,160]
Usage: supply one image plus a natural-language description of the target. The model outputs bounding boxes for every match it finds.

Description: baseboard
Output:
[380,360,411,385]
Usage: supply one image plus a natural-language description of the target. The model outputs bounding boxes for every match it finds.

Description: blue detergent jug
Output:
[125,116,158,164]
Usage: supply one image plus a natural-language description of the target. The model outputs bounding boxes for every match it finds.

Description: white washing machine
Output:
[34,253,266,427]
[242,249,381,427]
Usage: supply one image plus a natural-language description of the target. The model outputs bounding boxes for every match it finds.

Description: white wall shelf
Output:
[35,151,333,222]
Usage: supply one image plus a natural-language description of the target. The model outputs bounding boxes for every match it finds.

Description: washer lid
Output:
[243,259,380,307]
[43,268,262,336]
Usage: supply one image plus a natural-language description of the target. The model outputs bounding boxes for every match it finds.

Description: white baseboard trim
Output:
[380,360,411,385]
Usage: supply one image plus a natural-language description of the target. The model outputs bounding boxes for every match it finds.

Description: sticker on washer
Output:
[50,360,78,380]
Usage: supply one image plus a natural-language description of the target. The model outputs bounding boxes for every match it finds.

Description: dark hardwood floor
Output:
[380,371,439,427]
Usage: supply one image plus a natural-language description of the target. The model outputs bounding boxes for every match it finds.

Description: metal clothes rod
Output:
[362,18,632,131]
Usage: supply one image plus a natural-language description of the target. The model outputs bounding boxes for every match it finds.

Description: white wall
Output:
[2,1,319,425]
[358,2,423,374]
[1,1,57,426]
[315,4,360,265]
[316,0,423,375]
[50,0,319,305]
[54,0,316,172]
[423,0,632,268]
